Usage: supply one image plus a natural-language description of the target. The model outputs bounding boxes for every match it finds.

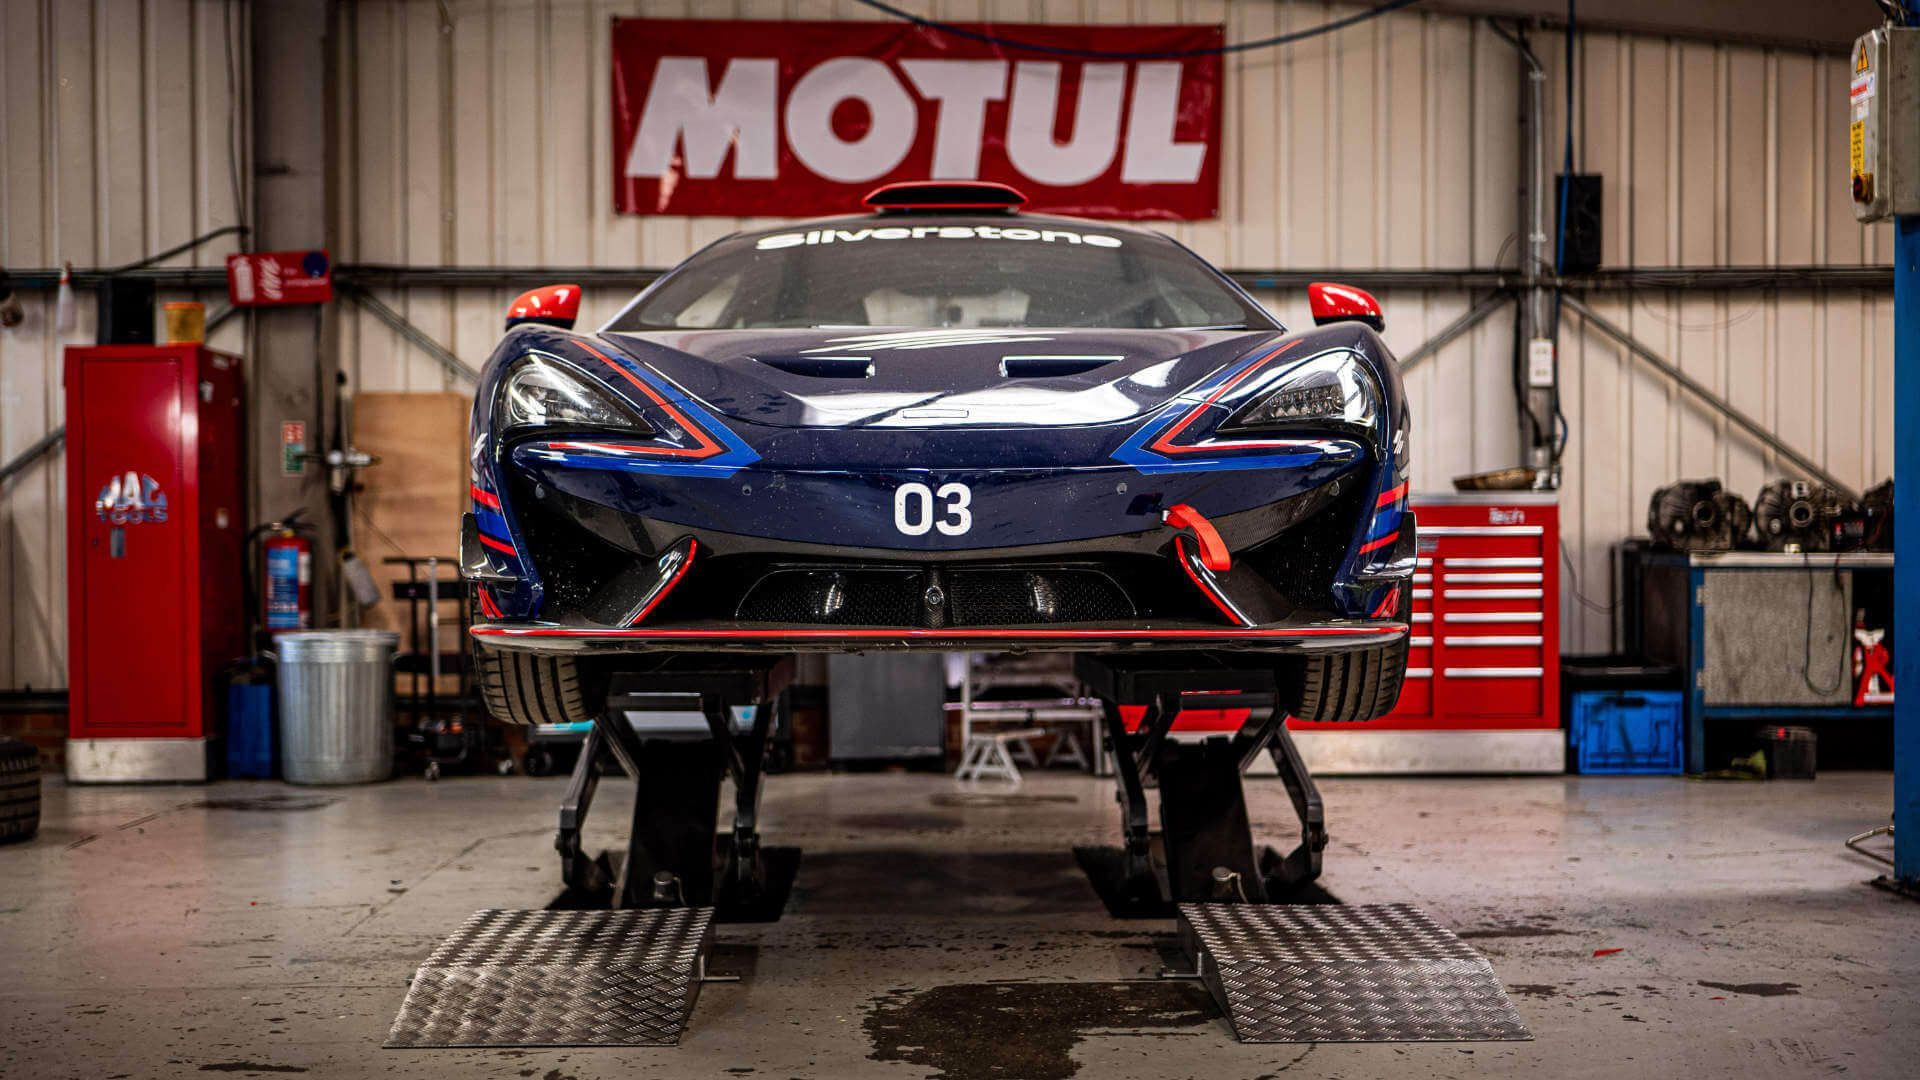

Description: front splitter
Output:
[470,620,1408,655]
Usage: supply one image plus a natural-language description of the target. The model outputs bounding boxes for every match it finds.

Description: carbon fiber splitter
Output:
[1178,903,1532,1043]
[386,907,715,1048]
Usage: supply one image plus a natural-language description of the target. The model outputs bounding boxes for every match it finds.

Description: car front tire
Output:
[469,592,607,729]
[1279,636,1409,723]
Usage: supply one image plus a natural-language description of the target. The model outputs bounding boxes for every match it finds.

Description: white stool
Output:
[956,727,1046,783]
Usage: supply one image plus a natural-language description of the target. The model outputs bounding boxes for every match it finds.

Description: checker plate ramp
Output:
[1178,902,1532,1043]
[386,907,714,1048]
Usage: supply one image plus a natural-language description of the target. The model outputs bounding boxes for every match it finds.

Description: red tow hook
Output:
[1163,504,1231,571]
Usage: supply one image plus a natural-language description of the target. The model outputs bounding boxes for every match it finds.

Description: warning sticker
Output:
[1851,120,1866,177]
[1851,71,1875,102]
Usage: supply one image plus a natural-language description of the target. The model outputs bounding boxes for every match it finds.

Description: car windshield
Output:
[606,218,1276,332]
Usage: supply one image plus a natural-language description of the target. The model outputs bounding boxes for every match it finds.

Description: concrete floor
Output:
[0,768,1912,1080]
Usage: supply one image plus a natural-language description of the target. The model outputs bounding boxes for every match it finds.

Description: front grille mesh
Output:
[947,569,1132,625]
[734,566,1134,627]
[736,569,924,626]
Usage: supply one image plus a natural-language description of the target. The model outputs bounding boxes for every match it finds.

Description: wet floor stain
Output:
[1697,980,1802,997]
[1457,926,1574,940]
[1506,984,1563,998]
[190,796,340,812]
[865,981,1219,1080]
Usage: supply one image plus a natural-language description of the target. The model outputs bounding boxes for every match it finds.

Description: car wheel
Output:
[0,736,42,844]
[1280,636,1409,723]
[469,590,607,729]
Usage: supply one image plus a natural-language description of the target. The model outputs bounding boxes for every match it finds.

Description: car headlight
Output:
[1218,350,1379,434]
[496,355,653,436]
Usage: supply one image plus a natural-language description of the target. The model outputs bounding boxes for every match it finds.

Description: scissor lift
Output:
[392,650,1530,1049]
[1073,652,1326,911]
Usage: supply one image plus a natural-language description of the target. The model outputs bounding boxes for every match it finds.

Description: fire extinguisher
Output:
[257,513,314,635]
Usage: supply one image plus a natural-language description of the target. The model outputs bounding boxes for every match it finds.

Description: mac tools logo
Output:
[95,471,168,524]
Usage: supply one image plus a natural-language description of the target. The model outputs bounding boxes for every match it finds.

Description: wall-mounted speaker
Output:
[96,277,156,345]
[1556,173,1603,275]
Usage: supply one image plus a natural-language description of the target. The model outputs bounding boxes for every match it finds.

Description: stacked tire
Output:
[0,736,40,844]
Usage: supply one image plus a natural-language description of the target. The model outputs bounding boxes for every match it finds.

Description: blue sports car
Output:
[462,181,1413,731]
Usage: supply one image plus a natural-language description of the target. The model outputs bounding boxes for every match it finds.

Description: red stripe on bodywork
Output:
[478,589,503,618]
[471,484,501,510]
[629,540,697,626]
[1376,481,1408,507]
[1175,536,1248,625]
[1147,342,1303,454]
[574,341,723,459]
[1371,589,1399,617]
[473,624,1403,641]
[1357,531,1399,555]
[479,532,516,555]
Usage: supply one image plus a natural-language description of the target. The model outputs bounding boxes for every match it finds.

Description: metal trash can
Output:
[274,630,399,784]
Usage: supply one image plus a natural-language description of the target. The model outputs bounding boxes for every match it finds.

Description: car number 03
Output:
[893,481,972,536]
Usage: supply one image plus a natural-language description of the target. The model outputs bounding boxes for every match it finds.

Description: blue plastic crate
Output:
[1569,690,1684,774]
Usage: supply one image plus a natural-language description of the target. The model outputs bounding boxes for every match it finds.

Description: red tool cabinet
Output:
[65,345,246,781]
[1306,492,1561,731]
[1166,494,1562,770]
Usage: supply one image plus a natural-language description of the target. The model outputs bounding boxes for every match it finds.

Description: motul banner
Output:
[611,18,1222,220]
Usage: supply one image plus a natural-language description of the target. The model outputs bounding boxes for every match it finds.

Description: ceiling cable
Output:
[850,0,1426,60]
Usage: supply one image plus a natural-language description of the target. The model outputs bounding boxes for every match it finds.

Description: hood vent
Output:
[999,354,1121,378]
[756,355,874,379]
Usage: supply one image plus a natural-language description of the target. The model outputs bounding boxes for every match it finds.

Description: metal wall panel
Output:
[0,0,250,689]
[0,0,1894,686]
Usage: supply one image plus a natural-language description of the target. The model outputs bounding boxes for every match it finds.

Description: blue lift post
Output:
[1897,214,1918,884]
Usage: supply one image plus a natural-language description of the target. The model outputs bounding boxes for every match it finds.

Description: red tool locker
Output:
[1341,492,1560,730]
[1169,493,1564,773]
[65,345,246,781]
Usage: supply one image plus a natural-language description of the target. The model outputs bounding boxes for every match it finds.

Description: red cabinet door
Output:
[70,353,192,735]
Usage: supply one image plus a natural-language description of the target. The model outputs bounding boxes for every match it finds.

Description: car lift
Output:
[392,649,1530,1048]
[1072,652,1325,910]
[556,654,796,917]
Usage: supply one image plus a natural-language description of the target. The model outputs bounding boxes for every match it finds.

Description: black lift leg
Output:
[557,725,614,895]
[1098,699,1162,906]
[1258,721,1326,892]
[702,698,777,908]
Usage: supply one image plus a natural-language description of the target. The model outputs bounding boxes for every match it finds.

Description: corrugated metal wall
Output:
[0,0,1894,687]
[0,0,250,690]
[332,0,1894,655]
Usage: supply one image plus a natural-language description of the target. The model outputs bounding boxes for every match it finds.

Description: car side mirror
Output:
[505,284,582,331]
[1307,281,1384,332]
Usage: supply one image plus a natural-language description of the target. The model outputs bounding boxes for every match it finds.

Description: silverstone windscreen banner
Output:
[611,18,1223,220]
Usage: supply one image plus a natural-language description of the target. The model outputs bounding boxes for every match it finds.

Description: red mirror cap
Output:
[505,284,582,330]
[1307,281,1384,332]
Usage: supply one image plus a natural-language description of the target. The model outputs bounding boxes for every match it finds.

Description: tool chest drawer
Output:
[1292,492,1559,733]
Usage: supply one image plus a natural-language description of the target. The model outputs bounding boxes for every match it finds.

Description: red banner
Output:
[611,18,1221,220]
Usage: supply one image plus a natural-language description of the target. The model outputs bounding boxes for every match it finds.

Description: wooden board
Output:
[351,392,470,693]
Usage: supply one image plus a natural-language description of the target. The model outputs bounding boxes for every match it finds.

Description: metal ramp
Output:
[1178,903,1532,1043]
[386,907,715,1048]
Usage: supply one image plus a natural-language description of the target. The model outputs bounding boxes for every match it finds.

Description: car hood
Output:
[597,326,1281,428]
